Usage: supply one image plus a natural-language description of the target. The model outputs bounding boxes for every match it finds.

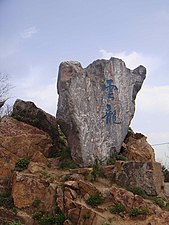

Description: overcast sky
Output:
[0,0,169,164]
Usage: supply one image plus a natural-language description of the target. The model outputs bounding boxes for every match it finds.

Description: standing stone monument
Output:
[56,58,146,166]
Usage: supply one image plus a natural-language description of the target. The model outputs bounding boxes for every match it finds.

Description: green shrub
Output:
[107,153,118,165]
[130,208,139,217]
[130,207,149,217]
[82,213,90,221]
[153,197,165,208]
[116,154,127,161]
[32,198,41,207]
[110,203,126,214]
[54,213,65,225]
[86,193,103,208]
[0,192,14,209]
[91,159,105,180]
[59,147,79,169]
[15,158,30,172]
[139,207,149,215]
[107,153,127,165]
[81,171,90,179]
[129,187,146,197]
[59,159,78,169]
[8,221,23,225]
[32,211,65,225]
[32,211,44,220]
[165,202,169,211]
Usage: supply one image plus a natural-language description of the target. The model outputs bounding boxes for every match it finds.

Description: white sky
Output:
[0,0,169,164]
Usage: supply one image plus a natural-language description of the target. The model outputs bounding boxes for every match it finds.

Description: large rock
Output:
[12,99,62,156]
[122,131,155,162]
[0,117,53,158]
[56,58,146,166]
[113,161,164,196]
[12,171,56,212]
[0,117,53,191]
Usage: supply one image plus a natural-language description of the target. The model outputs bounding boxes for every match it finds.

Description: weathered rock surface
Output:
[0,117,53,158]
[113,161,164,195]
[122,130,155,162]
[12,99,62,156]
[56,175,169,225]
[56,58,146,166]
[12,171,56,212]
[0,207,22,224]
[0,116,53,191]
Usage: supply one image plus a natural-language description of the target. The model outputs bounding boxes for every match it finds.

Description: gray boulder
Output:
[56,58,146,166]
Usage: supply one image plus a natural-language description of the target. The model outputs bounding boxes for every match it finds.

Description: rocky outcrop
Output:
[0,117,53,191]
[0,117,53,158]
[56,58,146,166]
[12,171,56,211]
[122,130,155,162]
[56,176,169,225]
[12,99,62,156]
[0,207,24,224]
[113,161,164,196]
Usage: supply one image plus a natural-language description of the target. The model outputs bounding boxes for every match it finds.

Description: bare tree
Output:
[0,73,12,117]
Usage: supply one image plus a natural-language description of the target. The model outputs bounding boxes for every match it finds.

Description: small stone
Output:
[56,187,64,213]
[78,206,95,225]
[17,211,34,225]
[78,180,99,195]
[64,181,79,190]
[63,220,72,225]
[68,208,81,224]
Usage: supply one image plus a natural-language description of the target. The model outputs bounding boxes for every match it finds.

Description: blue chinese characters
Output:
[102,79,118,99]
[102,79,120,125]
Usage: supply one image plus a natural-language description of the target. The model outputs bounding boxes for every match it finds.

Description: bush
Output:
[15,158,30,172]
[82,213,90,221]
[153,197,165,208]
[129,187,146,197]
[59,147,79,169]
[32,211,44,220]
[54,213,65,225]
[116,154,127,161]
[32,211,65,225]
[91,159,105,180]
[130,207,149,217]
[107,153,116,165]
[139,207,149,215]
[32,198,41,207]
[165,202,169,211]
[107,153,127,165]
[130,207,139,217]
[0,192,14,209]
[110,203,126,214]
[86,193,103,208]
[9,222,23,225]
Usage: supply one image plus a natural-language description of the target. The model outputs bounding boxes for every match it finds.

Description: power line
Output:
[152,142,169,146]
